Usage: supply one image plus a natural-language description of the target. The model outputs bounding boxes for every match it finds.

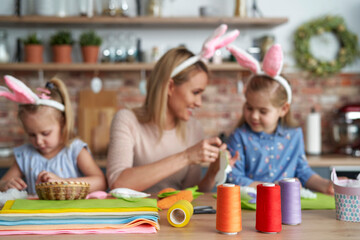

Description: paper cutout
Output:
[214,151,232,186]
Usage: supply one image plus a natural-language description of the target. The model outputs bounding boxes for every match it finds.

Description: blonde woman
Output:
[107,47,235,193]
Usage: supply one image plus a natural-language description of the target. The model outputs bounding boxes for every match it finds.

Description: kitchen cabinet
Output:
[0,15,288,72]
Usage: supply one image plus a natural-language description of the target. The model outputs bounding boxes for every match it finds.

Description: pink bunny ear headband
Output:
[227,44,292,104]
[0,75,65,111]
[170,24,240,78]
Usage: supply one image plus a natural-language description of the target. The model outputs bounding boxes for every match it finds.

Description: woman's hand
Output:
[0,177,27,191]
[36,171,62,184]
[185,137,224,165]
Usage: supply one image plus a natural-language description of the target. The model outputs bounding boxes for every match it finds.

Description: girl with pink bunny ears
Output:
[107,25,239,193]
[0,76,106,195]
[225,44,334,195]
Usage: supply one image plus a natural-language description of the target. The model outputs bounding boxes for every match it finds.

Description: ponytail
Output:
[48,77,74,145]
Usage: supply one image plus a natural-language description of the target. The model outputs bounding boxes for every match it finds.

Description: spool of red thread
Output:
[256,183,282,233]
[216,184,242,234]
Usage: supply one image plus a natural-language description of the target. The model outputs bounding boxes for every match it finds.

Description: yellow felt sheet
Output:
[1,200,157,214]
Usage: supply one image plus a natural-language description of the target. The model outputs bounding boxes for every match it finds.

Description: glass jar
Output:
[115,34,127,62]
[103,0,120,16]
[126,34,137,62]
[234,0,246,17]
[147,0,162,17]
[0,30,10,63]
[103,0,128,16]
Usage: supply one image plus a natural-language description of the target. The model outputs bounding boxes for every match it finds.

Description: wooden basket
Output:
[35,181,90,200]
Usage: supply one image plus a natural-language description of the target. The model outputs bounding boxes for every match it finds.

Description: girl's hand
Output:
[324,176,347,195]
[185,137,223,165]
[325,180,334,195]
[229,151,240,167]
[36,171,62,184]
[0,177,27,191]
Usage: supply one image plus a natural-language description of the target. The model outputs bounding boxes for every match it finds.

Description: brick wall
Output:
[1,70,359,155]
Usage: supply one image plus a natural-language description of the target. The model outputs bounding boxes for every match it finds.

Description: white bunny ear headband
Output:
[227,44,292,104]
[170,24,240,78]
[0,75,65,111]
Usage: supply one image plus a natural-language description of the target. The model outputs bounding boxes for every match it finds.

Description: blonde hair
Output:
[18,77,74,146]
[133,47,209,141]
[238,75,297,128]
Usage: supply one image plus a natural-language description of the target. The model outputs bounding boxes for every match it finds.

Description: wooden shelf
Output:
[0,16,288,28]
[0,62,244,72]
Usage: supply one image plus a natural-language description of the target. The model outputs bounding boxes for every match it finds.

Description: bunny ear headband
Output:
[227,43,292,104]
[0,75,65,111]
[170,24,240,78]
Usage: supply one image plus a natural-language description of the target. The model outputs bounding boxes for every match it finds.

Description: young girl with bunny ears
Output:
[107,25,239,193]
[0,76,107,195]
[226,44,334,195]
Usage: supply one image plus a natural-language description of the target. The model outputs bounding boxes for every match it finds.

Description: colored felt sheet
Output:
[300,193,335,209]
[0,219,160,230]
[0,225,157,235]
[213,192,335,210]
[0,211,158,221]
[1,199,158,214]
[0,215,158,226]
[0,198,160,235]
[157,185,203,199]
[4,198,157,210]
[240,192,335,210]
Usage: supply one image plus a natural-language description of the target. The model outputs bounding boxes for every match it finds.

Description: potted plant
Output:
[79,30,102,63]
[23,33,43,63]
[50,30,74,63]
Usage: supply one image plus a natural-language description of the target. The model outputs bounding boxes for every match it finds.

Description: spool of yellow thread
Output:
[167,200,194,228]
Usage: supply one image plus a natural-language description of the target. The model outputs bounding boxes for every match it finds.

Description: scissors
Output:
[193,206,216,214]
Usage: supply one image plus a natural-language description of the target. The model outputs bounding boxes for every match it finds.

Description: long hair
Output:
[237,75,297,128]
[18,77,74,146]
[133,47,209,141]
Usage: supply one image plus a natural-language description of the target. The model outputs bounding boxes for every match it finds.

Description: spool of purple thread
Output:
[279,178,301,225]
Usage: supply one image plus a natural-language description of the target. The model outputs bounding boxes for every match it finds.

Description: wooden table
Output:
[1,193,359,240]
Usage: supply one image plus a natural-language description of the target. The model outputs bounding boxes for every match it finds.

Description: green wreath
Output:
[294,15,359,76]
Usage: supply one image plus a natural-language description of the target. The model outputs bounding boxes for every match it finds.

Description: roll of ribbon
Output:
[256,183,282,233]
[280,178,302,225]
[216,184,242,234]
[167,200,193,228]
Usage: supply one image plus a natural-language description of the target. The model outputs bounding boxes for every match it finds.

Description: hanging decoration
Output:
[294,15,359,76]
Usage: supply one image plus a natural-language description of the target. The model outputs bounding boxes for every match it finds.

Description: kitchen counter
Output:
[0,154,359,168]
[305,154,360,167]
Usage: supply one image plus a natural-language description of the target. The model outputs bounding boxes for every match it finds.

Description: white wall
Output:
[2,0,360,72]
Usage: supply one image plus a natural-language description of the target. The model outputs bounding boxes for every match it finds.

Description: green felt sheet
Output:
[10,198,157,210]
[214,193,335,210]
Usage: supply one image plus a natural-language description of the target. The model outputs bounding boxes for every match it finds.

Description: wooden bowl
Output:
[35,181,90,200]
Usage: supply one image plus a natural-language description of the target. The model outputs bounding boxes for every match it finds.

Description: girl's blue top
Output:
[14,139,88,194]
[227,123,315,187]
